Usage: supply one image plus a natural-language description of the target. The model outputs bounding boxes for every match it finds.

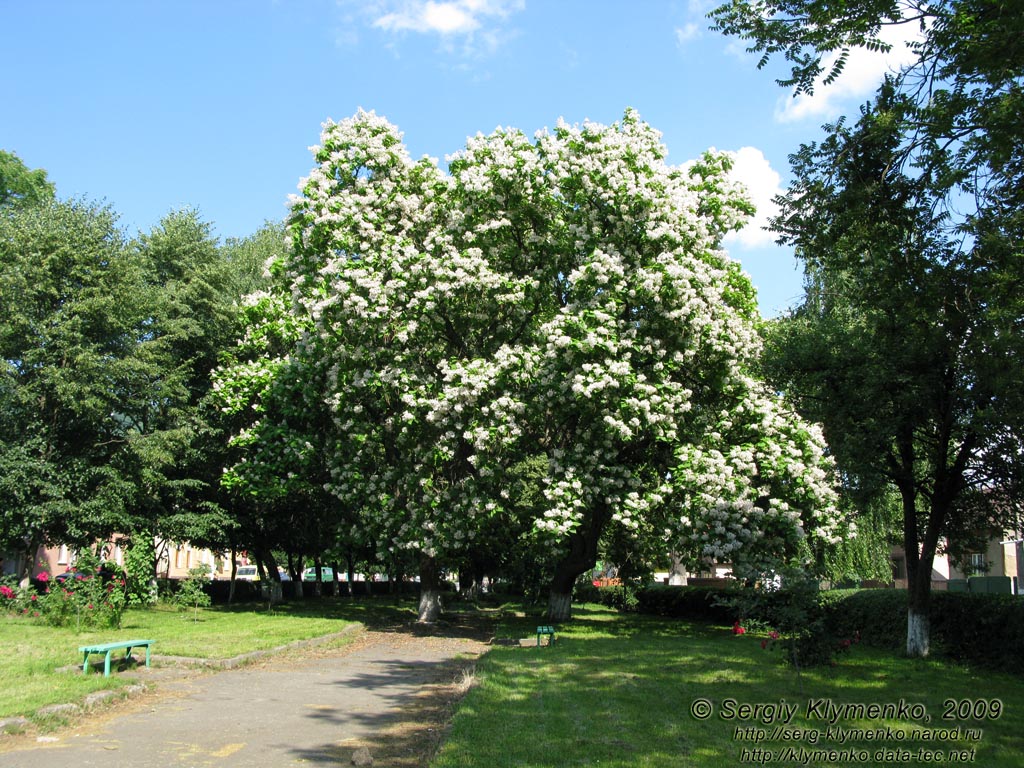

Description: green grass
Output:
[0,599,388,719]
[432,606,1024,768]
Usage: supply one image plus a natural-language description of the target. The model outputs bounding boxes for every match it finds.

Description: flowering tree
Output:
[272,109,846,621]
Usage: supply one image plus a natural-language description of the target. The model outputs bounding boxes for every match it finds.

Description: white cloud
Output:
[775,21,923,123]
[370,0,524,37]
[723,147,784,249]
[675,23,700,45]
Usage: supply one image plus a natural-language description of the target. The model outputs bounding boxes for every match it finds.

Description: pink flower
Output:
[0,586,14,599]
[37,572,49,583]
[732,621,746,635]
[769,631,780,640]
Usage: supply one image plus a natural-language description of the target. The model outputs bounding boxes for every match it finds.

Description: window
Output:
[969,553,987,576]
[57,545,69,566]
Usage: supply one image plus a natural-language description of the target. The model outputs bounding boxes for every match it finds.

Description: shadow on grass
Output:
[430,615,1024,768]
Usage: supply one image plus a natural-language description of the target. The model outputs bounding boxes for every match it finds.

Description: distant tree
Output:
[0,150,54,208]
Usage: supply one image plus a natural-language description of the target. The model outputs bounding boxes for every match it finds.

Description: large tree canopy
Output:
[236,109,847,620]
[0,201,147,572]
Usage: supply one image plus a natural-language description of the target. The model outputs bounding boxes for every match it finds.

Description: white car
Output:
[235,565,260,581]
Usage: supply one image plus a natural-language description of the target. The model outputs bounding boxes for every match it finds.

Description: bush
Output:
[173,566,213,621]
[821,588,1024,673]
[635,584,741,623]
[0,577,42,620]
[38,568,127,631]
[819,589,904,651]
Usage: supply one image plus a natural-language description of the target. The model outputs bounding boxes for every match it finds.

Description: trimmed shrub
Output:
[820,589,905,651]
[635,584,741,623]
[821,588,1024,673]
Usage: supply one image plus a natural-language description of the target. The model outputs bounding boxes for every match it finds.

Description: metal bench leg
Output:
[145,644,151,668]
[104,651,113,677]
[83,652,90,674]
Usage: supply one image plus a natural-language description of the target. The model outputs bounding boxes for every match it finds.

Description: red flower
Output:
[761,639,768,649]
[30,594,37,601]
[769,631,780,640]
[732,621,746,635]
[37,572,49,583]
[0,586,14,599]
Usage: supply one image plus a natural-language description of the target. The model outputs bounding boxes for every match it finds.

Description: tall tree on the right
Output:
[711,0,1024,656]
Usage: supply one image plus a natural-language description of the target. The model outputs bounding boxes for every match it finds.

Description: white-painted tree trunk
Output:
[906,610,930,657]
[418,589,443,623]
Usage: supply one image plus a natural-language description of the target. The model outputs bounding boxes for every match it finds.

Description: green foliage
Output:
[173,565,213,621]
[0,150,54,208]
[634,583,741,623]
[122,538,157,605]
[823,589,1024,673]
[577,581,641,612]
[36,552,127,631]
[0,200,148,554]
[714,0,1024,656]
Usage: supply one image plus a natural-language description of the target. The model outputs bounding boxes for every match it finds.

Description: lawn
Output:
[0,599,375,719]
[431,606,1024,768]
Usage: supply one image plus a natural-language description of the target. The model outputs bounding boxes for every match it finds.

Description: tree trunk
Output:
[417,554,443,623]
[312,557,323,597]
[345,552,355,597]
[548,590,572,622]
[329,561,340,597]
[546,503,611,621]
[667,551,688,586]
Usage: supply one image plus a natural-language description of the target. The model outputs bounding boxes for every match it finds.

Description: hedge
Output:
[630,584,1024,673]
[634,584,742,623]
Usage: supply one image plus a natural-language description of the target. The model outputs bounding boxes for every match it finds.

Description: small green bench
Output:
[536,625,556,647]
[79,639,154,677]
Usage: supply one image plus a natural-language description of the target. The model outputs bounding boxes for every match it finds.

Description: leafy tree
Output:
[0,201,149,580]
[711,0,1024,656]
[173,564,213,621]
[0,150,54,208]
[125,210,242,553]
[268,109,845,622]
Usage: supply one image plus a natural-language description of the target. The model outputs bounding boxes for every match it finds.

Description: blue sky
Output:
[3,1,913,316]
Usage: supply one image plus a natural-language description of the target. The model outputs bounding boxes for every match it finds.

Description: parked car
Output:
[54,568,92,583]
[55,562,126,585]
[301,566,334,582]
[235,565,260,581]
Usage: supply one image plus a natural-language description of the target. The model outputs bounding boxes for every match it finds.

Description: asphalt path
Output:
[0,628,489,768]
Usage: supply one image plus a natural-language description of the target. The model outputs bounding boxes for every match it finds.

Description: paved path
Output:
[0,628,488,768]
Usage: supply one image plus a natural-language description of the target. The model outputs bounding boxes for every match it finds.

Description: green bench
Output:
[536,625,556,647]
[79,639,154,677]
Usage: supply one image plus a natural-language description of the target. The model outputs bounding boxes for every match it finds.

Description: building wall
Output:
[6,538,232,581]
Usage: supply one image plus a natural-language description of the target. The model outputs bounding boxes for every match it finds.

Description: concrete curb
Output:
[149,622,363,670]
[5,623,364,734]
